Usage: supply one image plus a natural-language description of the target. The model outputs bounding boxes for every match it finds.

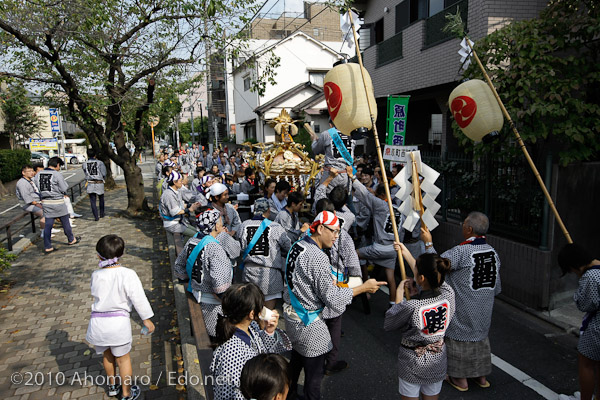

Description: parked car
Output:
[64,153,87,164]
[30,152,49,168]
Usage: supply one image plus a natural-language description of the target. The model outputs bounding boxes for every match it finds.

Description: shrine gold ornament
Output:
[449,79,504,142]
[323,62,377,136]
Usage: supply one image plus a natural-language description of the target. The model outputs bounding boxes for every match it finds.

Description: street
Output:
[318,289,579,399]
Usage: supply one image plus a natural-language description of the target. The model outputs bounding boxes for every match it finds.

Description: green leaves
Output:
[455,0,600,166]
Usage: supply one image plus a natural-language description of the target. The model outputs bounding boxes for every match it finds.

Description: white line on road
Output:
[379,286,559,399]
[0,204,20,215]
[491,354,558,399]
[63,173,76,181]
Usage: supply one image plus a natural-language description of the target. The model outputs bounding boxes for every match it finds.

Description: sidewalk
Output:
[0,172,182,399]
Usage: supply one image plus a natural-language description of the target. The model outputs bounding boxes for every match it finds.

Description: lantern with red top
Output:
[448,79,504,143]
[323,60,377,139]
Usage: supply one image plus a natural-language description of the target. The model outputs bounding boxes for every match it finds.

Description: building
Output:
[354,0,548,153]
[250,2,342,41]
[232,31,350,144]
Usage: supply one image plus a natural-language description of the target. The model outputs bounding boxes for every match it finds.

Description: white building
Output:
[232,32,353,144]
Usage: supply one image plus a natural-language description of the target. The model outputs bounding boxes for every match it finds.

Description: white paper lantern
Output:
[323,62,377,136]
[448,79,504,142]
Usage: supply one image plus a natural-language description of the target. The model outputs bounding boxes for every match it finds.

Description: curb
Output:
[497,294,580,337]
[166,231,208,400]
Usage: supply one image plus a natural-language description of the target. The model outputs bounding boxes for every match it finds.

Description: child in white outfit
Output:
[86,235,155,400]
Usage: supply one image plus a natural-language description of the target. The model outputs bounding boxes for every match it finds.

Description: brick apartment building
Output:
[250,2,342,42]
[354,0,548,153]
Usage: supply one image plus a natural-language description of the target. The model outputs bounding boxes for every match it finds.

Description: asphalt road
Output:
[318,290,579,399]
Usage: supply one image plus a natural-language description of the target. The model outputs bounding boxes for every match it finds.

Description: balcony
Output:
[424,0,468,47]
[376,31,402,68]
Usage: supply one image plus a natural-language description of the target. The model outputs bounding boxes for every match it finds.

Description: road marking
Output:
[378,286,558,399]
[63,173,76,181]
[0,204,20,215]
[491,354,558,399]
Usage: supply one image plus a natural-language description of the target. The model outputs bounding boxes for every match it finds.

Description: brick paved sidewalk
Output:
[0,177,183,400]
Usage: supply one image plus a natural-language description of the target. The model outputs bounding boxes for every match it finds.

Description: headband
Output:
[98,253,120,268]
[166,171,182,183]
[196,208,221,235]
[309,211,339,234]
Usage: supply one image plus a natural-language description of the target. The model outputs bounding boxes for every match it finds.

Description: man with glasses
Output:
[284,211,385,400]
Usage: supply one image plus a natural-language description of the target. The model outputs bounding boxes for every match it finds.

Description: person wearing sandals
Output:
[86,235,155,400]
[34,156,80,253]
[387,241,455,400]
[421,212,501,391]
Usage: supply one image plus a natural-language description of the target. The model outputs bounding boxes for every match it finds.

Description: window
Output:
[309,72,326,87]
[359,25,372,50]
[313,28,320,38]
[243,76,251,91]
[314,124,321,133]
[374,18,384,44]
[244,123,256,141]
[396,0,460,33]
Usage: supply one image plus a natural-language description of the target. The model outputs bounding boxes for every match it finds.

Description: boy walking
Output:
[86,235,155,399]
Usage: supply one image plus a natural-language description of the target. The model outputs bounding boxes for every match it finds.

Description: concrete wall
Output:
[432,217,553,309]
[431,162,600,310]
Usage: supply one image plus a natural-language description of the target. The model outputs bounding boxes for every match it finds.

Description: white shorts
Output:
[398,378,443,397]
[95,343,132,358]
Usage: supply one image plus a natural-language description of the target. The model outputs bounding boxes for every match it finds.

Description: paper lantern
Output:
[448,79,503,142]
[323,62,377,137]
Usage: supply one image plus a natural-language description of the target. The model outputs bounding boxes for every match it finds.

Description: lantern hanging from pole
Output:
[323,62,377,137]
[448,79,503,143]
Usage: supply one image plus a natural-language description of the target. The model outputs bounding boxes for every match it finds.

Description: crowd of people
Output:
[146,132,510,400]
[17,135,594,400]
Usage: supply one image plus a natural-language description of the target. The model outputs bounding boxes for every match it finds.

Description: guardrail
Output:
[0,178,86,251]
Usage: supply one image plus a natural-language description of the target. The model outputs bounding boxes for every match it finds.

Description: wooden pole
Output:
[150,123,156,159]
[410,152,427,230]
[466,38,572,244]
[347,11,410,295]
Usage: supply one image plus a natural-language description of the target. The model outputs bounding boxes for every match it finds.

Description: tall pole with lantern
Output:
[148,116,160,159]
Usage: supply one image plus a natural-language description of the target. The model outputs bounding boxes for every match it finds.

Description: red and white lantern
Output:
[448,79,504,142]
[323,62,377,136]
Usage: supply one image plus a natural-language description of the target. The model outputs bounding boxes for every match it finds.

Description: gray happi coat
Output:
[236,217,291,297]
[15,177,40,210]
[34,169,68,218]
[384,282,455,384]
[283,236,353,357]
[82,158,107,195]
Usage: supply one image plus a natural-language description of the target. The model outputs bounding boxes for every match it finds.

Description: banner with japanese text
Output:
[386,96,410,145]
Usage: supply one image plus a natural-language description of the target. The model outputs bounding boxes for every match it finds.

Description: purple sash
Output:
[91,311,129,318]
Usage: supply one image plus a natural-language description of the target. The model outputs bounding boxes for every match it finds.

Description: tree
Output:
[455,0,600,166]
[0,0,264,213]
[0,80,43,149]
[178,116,208,145]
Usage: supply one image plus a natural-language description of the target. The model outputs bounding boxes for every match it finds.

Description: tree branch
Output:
[0,72,61,85]
[123,57,193,92]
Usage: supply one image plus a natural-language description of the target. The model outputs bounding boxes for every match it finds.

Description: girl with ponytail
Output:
[210,283,292,400]
[384,242,456,400]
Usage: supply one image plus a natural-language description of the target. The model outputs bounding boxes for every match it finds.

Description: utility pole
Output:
[189,106,195,148]
[199,102,204,149]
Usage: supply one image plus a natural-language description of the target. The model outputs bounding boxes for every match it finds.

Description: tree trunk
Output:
[121,157,149,214]
[97,152,116,189]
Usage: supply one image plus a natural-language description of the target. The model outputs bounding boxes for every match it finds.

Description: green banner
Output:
[386,96,410,145]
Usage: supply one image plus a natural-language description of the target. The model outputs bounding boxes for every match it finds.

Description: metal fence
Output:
[424,0,469,47]
[421,151,550,247]
[0,178,87,251]
[376,31,403,67]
